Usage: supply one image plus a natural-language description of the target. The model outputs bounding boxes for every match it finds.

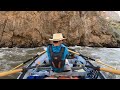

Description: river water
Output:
[0,46,120,79]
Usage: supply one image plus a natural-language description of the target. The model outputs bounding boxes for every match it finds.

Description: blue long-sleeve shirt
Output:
[47,44,69,72]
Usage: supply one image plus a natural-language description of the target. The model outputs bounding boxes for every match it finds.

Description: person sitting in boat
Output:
[47,33,71,73]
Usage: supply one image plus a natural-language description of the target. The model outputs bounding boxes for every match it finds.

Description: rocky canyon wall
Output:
[0,11,119,47]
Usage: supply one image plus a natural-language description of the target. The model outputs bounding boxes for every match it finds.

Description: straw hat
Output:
[49,33,66,41]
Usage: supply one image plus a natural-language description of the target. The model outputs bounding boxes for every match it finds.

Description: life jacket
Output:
[49,45,65,69]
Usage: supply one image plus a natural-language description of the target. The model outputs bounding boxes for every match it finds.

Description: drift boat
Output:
[17,51,106,79]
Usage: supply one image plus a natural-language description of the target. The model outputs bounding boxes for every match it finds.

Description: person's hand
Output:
[22,67,28,72]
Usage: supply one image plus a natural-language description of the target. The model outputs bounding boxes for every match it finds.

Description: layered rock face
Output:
[0,11,119,48]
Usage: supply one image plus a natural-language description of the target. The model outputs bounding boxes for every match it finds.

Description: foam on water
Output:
[72,46,120,79]
[0,47,120,79]
[0,53,5,58]
[0,47,43,76]
[0,59,23,72]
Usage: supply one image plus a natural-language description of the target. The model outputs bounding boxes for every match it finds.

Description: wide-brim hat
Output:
[49,33,66,41]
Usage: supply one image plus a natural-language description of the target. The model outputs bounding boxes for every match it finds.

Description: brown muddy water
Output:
[0,46,120,79]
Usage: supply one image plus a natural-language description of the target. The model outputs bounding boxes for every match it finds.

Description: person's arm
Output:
[34,53,48,66]
[44,53,50,64]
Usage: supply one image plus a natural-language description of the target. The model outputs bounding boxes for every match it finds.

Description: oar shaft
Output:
[68,49,93,60]
[0,69,23,77]
[11,50,46,70]
[100,68,120,75]
[11,63,23,71]
[68,49,80,55]
[23,50,46,64]
[95,60,116,69]
[68,49,116,70]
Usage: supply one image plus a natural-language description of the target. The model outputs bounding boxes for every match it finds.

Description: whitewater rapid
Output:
[0,46,120,79]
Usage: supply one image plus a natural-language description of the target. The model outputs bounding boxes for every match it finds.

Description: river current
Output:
[0,46,120,79]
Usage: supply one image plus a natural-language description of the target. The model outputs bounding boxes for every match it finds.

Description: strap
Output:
[59,47,65,58]
[49,45,65,60]
[49,45,53,60]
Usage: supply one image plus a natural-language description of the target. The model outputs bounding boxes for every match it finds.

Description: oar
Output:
[1,65,120,77]
[99,68,120,75]
[94,59,116,69]
[11,50,46,70]
[0,69,23,77]
[0,67,36,77]
[85,65,120,75]
[0,64,51,77]
[68,49,116,70]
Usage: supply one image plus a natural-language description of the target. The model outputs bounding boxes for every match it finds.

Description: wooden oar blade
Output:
[0,69,23,77]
